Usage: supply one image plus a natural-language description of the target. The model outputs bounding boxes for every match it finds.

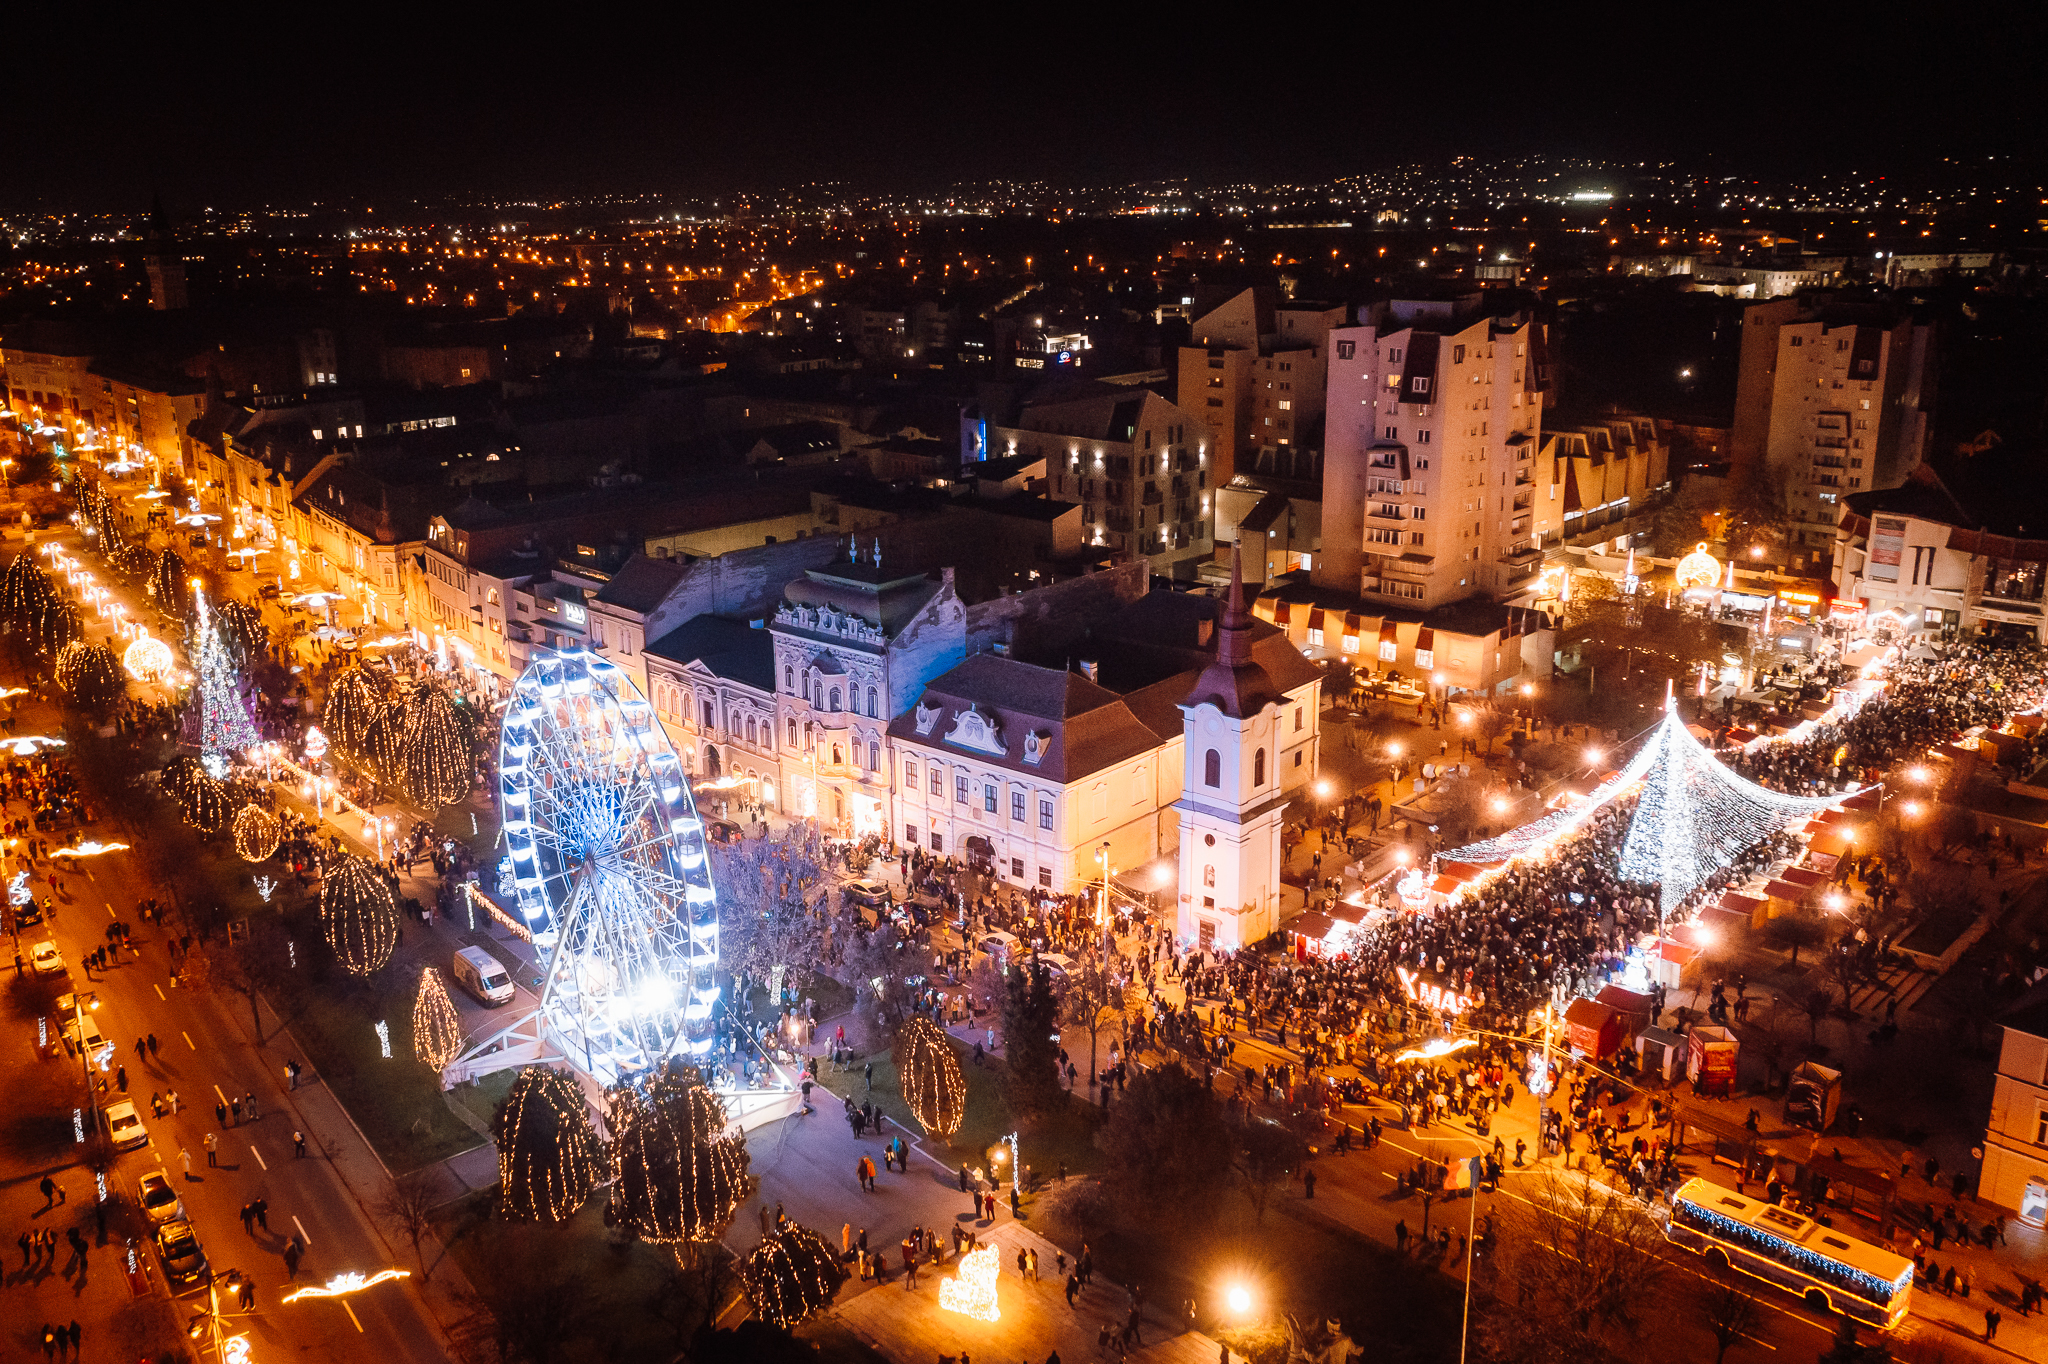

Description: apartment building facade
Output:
[1176,289,1346,486]
[1318,294,1549,610]
[1983,986,2048,1226]
[1832,475,2048,644]
[1731,297,1933,560]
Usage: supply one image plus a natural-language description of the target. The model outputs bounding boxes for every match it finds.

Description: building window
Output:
[1203,864,1215,887]
[1343,635,1360,654]
[905,759,919,786]
[866,686,878,717]
[702,701,716,729]
[1380,639,1398,663]
[1038,866,1053,888]
[1012,791,1025,821]
[829,687,842,712]
[984,783,998,813]
[931,833,943,853]
[787,719,798,746]
[832,744,843,766]
[956,776,970,804]
[1307,627,1325,648]
[1253,749,1266,787]
[1295,706,1304,732]
[930,769,943,795]
[784,665,794,691]
[1010,857,1024,878]
[869,741,880,770]
[1204,749,1221,787]
[905,824,919,844]
[1039,798,1054,830]
[746,718,757,745]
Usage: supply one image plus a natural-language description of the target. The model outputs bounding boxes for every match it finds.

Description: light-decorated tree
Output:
[413,966,464,1071]
[710,825,831,998]
[398,687,475,808]
[55,640,126,715]
[492,1067,605,1224]
[324,661,396,764]
[894,1015,966,1141]
[320,853,398,976]
[739,1223,846,1329]
[607,1062,751,1246]
[192,589,261,768]
[160,754,232,833]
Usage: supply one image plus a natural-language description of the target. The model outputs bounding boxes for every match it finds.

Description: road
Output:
[4,529,459,1364]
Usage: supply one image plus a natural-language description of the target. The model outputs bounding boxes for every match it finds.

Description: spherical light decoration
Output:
[232,804,281,862]
[324,662,395,761]
[739,1224,847,1329]
[493,1067,604,1224]
[607,1063,751,1245]
[399,687,475,808]
[160,754,232,832]
[896,1015,966,1140]
[124,634,175,682]
[320,854,399,976]
[1674,542,1722,593]
[55,641,126,713]
[413,967,464,1072]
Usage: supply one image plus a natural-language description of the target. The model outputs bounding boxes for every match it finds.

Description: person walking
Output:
[293,1131,306,1158]
[180,1147,193,1178]
[39,1175,54,1208]
[1303,1168,1317,1200]
[1985,1307,2001,1342]
[204,1133,219,1167]
[254,1198,269,1232]
[66,1324,78,1356]
[240,1203,255,1235]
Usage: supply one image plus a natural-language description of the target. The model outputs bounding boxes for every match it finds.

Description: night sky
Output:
[9,10,2045,211]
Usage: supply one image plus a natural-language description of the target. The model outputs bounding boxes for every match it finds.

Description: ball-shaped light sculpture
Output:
[232,804,281,863]
[492,1067,605,1224]
[896,1015,966,1140]
[1674,542,1723,593]
[320,854,398,976]
[123,634,175,683]
[740,1224,847,1328]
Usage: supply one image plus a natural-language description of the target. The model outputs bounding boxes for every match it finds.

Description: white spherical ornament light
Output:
[1674,542,1722,593]
[124,635,175,682]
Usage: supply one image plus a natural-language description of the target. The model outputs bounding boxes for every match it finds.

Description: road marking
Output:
[108,904,116,919]
[214,1084,229,1106]
[182,1032,195,1050]
[342,1301,364,1333]
[250,1146,267,1170]
[154,984,165,1000]
[293,1215,311,1246]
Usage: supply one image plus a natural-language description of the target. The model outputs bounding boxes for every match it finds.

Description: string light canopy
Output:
[320,854,399,976]
[492,1067,604,1224]
[739,1224,847,1329]
[55,640,125,713]
[123,634,175,683]
[606,1062,751,1245]
[896,1016,966,1140]
[1445,703,1864,915]
[232,804,281,862]
[412,967,464,1072]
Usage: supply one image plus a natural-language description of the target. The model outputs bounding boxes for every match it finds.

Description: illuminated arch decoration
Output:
[1674,542,1722,593]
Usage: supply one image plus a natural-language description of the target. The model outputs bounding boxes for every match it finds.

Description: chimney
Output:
[1078,659,1099,683]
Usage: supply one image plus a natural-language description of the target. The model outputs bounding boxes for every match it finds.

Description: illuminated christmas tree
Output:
[192,588,260,772]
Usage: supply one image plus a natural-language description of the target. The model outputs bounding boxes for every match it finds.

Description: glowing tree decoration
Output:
[123,634,175,682]
[214,599,269,669]
[192,589,261,770]
[324,662,395,764]
[498,650,720,1083]
[607,1063,750,1245]
[896,1016,966,1140]
[491,1067,604,1224]
[161,754,232,832]
[55,641,126,713]
[152,549,185,614]
[739,1224,847,1329]
[1446,704,1864,917]
[398,687,475,809]
[26,596,81,660]
[413,968,464,1071]
[0,554,51,625]
[321,854,399,976]
[232,804,281,862]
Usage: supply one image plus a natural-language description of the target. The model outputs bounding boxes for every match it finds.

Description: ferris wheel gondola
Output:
[497,650,719,1083]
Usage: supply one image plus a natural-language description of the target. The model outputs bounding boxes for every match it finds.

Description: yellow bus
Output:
[1665,1178,1913,1329]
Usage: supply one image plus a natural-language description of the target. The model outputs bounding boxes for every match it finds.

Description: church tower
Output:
[143,194,187,311]
[1174,542,1288,951]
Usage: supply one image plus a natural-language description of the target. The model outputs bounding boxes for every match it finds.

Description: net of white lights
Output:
[1445,706,1865,914]
[499,650,719,1086]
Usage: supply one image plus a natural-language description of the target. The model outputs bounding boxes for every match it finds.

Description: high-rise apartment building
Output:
[1177,289,1346,487]
[1730,296,1933,560]
[1316,294,1550,609]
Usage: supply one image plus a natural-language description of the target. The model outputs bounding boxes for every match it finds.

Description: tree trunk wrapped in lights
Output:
[324,661,395,765]
[492,1066,604,1224]
[152,548,186,617]
[412,967,464,1072]
[739,1223,846,1329]
[895,1014,966,1140]
[160,754,232,833]
[606,1062,751,1245]
[232,803,281,863]
[55,640,126,715]
[320,853,398,976]
[214,599,269,669]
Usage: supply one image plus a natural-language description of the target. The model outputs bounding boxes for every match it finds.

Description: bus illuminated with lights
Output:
[1665,1178,1913,1329]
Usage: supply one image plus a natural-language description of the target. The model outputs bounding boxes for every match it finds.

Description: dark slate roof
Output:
[1079,588,1321,699]
[886,654,1160,783]
[645,616,777,692]
[593,553,690,615]
[1997,974,2048,1044]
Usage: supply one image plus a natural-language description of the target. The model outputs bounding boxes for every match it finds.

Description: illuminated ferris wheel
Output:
[498,650,719,1083]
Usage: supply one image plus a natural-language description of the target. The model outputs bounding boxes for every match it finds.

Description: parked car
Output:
[30,940,64,975]
[1035,952,1078,980]
[451,946,516,1008]
[842,879,893,909]
[973,930,1022,966]
[104,1099,148,1151]
[136,1170,182,1225]
[156,1218,208,1289]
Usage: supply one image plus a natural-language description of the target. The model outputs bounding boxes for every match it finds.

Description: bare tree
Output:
[710,827,830,997]
[375,1168,448,1281]
[451,1229,594,1364]
[1799,987,1833,1045]
[1698,1280,1764,1364]
[1457,697,1516,755]
[1059,954,1122,1092]
[1503,1172,1673,1349]
[1231,1115,1309,1225]
[1763,910,1826,967]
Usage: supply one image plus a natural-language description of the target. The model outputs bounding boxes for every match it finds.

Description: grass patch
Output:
[435,1186,741,1364]
[445,1068,518,1136]
[811,1034,1105,1181]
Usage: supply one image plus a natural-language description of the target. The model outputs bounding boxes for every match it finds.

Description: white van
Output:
[452,947,516,1007]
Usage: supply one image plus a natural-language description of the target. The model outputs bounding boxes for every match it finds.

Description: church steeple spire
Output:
[1218,539,1254,666]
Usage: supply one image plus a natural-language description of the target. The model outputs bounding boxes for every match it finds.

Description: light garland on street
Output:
[412,968,463,1071]
[492,1067,604,1223]
[896,1015,965,1140]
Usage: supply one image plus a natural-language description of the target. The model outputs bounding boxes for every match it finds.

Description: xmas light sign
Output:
[1396,965,1473,1016]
